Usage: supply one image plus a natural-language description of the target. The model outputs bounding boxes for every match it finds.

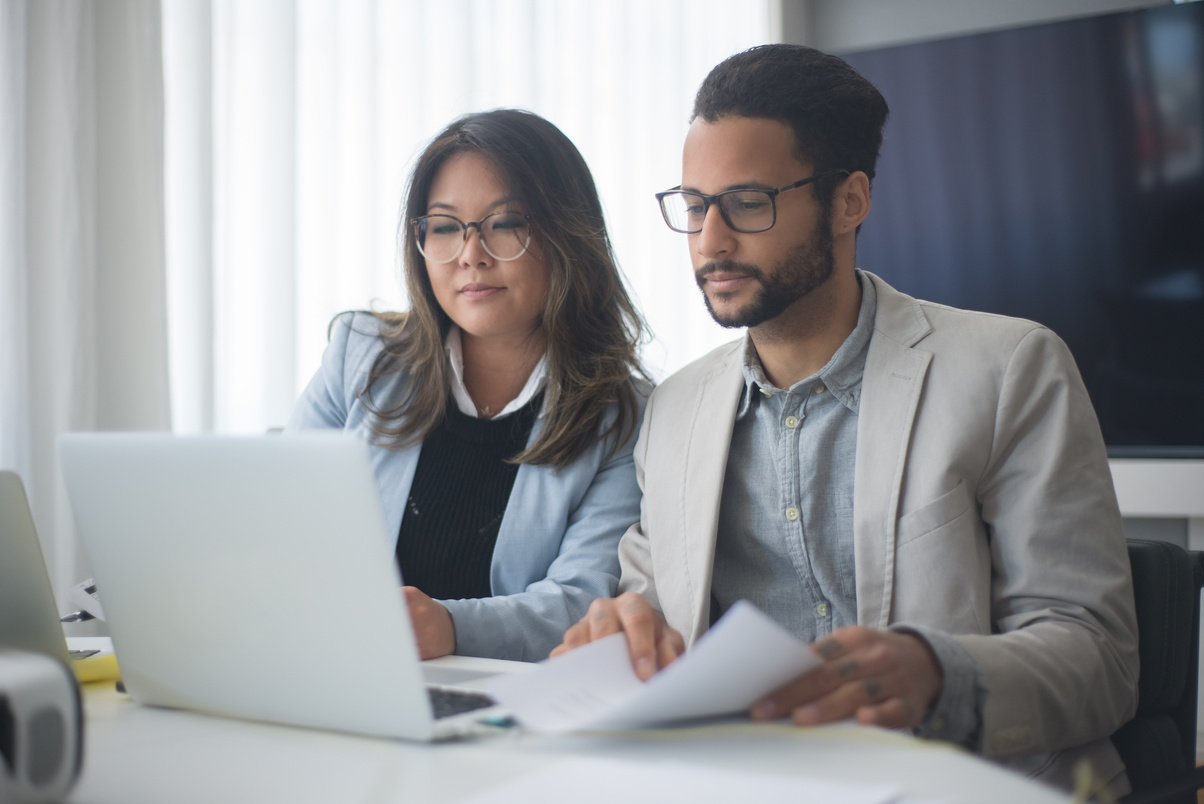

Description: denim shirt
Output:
[711,275,876,638]
[712,272,982,748]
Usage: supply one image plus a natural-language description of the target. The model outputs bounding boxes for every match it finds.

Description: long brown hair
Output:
[359,109,646,468]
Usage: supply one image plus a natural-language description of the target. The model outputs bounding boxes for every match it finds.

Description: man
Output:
[554,44,1138,793]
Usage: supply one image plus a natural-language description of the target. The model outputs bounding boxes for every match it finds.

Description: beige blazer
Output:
[618,272,1139,790]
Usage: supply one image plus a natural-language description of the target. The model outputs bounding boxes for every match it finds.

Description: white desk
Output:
[67,657,1068,804]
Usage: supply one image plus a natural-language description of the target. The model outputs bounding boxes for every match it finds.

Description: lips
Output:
[695,261,761,294]
[460,283,504,300]
[701,272,751,293]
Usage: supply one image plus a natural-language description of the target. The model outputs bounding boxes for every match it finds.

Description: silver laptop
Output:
[0,470,75,664]
[57,432,506,741]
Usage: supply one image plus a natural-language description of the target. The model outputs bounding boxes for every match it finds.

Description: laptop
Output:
[57,432,514,741]
[0,470,113,666]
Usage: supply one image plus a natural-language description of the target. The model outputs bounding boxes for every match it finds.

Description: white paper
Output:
[487,600,822,732]
[459,757,900,804]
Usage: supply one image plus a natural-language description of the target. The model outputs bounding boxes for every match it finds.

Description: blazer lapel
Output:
[674,344,745,645]
[854,274,932,629]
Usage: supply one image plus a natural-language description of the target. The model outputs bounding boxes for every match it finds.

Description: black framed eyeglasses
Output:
[411,212,533,264]
[655,169,850,234]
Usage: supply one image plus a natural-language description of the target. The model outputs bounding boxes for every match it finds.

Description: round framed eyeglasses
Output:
[411,212,533,264]
[655,169,850,234]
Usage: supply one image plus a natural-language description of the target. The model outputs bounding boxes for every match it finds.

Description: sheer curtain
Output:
[164,0,775,436]
[1,0,773,603]
[0,0,168,603]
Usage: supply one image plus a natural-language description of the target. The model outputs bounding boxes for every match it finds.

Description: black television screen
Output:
[842,3,1204,456]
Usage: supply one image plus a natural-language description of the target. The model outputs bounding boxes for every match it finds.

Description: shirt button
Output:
[817,602,828,617]
[759,387,774,398]
[785,507,799,521]
[814,384,825,395]
[785,415,800,429]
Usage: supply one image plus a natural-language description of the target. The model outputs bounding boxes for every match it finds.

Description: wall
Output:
[782,0,1169,53]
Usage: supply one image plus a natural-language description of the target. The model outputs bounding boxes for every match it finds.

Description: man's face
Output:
[682,116,834,329]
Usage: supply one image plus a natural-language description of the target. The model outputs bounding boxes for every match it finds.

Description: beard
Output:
[695,213,835,329]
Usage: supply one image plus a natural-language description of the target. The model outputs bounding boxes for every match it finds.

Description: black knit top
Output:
[394,393,543,600]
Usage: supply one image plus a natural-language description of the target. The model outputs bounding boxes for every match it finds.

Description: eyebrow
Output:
[426,197,515,214]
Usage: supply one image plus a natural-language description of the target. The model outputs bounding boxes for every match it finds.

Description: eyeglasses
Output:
[411,212,533,264]
[655,169,850,234]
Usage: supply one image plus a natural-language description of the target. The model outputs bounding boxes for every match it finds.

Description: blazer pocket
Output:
[896,480,974,548]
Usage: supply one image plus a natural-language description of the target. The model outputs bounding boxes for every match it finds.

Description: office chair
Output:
[1114,538,1204,804]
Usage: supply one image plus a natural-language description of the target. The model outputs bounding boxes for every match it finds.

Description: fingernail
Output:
[751,700,778,720]
[636,657,655,680]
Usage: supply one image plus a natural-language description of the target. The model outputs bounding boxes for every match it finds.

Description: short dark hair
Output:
[692,44,889,201]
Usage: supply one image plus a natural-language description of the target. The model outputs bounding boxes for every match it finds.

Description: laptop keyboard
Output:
[427,687,495,720]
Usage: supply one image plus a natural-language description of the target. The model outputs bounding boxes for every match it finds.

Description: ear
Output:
[831,171,871,235]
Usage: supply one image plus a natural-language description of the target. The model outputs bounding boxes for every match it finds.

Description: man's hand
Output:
[403,586,455,660]
[550,592,685,680]
[751,626,943,729]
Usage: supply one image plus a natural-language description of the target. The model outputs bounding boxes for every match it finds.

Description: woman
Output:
[288,109,649,662]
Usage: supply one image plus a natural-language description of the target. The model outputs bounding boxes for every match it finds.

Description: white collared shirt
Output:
[444,325,548,419]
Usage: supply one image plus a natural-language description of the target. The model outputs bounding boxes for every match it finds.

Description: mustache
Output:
[695,260,766,286]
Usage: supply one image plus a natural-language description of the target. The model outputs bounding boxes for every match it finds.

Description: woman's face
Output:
[422,151,550,348]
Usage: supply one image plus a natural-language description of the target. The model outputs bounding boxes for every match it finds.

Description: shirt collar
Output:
[445,325,549,419]
[736,269,878,418]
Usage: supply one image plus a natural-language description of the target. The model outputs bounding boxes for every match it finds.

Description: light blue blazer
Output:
[287,313,647,661]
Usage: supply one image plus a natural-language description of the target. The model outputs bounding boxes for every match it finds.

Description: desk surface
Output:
[67,657,1068,804]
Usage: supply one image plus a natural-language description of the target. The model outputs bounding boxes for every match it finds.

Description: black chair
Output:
[1115,538,1204,804]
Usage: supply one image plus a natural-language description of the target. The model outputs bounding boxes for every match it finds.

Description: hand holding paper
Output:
[489,601,822,731]
[551,591,684,680]
[750,625,944,730]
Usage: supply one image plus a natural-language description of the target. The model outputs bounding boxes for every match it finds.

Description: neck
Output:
[459,329,545,416]
[748,266,861,390]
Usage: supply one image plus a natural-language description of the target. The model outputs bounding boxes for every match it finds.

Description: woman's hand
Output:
[403,586,456,659]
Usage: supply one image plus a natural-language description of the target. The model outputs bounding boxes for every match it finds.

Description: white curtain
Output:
[0,0,169,604]
[1,0,773,604]
[165,0,774,436]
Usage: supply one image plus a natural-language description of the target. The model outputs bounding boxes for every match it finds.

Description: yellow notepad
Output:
[73,651,121,684]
